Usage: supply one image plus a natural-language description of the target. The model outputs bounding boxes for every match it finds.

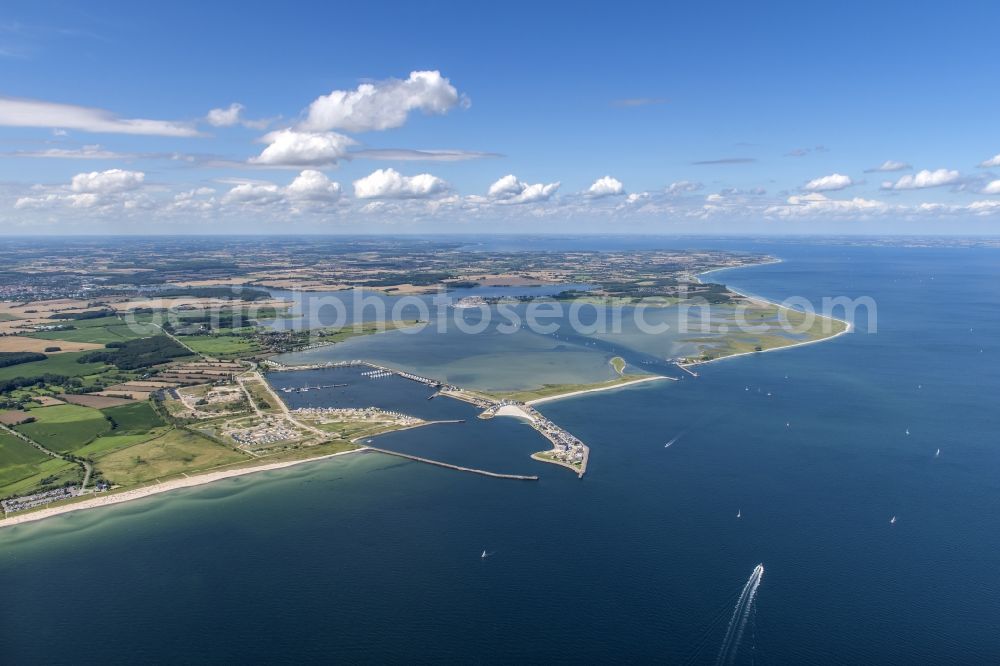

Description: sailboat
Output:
[890,516,897,524]
[481,549,489,559]
[905,428,910,436]
[935,448,941,457]
[736,509,742,519]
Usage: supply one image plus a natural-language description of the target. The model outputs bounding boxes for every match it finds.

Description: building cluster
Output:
[225,418,299,447]
[293,406,420,425]
[524,404,587,466]
[2,486,79,514]
[451,296,489,309]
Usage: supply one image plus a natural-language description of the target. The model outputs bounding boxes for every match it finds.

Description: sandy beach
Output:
[526,375,672,406]
[0,448,366,530]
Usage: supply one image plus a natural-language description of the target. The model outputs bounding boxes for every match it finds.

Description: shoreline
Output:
[680,259,854,369]
[526,374,672,406]
[0,448,365,530]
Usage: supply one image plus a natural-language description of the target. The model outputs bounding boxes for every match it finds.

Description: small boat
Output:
[481,549,489,559]
[935,448,941,457]
[786,422,790,427]
[905,428,910,436]
[736,509,742,519]
[890,516,897,524]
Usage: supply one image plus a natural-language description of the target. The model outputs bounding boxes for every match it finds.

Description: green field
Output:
[0,429,81,497]
[0,351,109,382]
[94,428,247,485]
[74,430,168,458]
[102,402,165,434]
[0,455,79,499]
[28,322,155,344]
[15,404,111,453]
[181,334,261,357]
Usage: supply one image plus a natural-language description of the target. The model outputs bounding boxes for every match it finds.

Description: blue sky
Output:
[2,0,1000,234]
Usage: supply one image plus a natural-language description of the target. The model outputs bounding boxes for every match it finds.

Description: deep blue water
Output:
[2,242,1000,664]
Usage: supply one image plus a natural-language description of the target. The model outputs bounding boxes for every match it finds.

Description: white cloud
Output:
[250,128,355,167]
[170,188,217,212]
[350,148,498,162]
[981,180,1000,195]
[222,182,282,206]
[300,70,466,133]
[71,169,145,193]
[978,154,1000,168]
[766,192,888,217]
[0,96,200,136]
[865,160,911,173]
[3,144,131,159]
[882,168,960,190]
[586,176,624,197]
[804,173,853,192]
[967,200,1000,214]
[666,180,703,195]
[14,168,147,210]
[353,168,448,199]
[205,103,245,127]
[285,170,342,201]
[487,174,560,204]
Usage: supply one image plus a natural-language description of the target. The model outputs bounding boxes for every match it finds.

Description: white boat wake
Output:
[716,563,764,665]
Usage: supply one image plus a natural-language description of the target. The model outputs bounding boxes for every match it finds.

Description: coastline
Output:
[680,259,854,369]
[525,375,672,406]
[0,448,365,530]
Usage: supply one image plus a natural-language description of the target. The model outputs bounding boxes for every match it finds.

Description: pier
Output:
[677,363,699,377]
[364,447,539,481]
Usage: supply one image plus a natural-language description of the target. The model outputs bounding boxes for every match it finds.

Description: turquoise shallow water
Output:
[3,241,1000,664]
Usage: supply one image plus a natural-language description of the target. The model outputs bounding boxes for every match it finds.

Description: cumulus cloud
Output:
[487,174,560,204]
[300,71,466,133]
[205,103,245,127]
[71,169,145,193]
[205,102,271,130]
[804,173,853,192]
[250,128,355,167]
[0,96,200,136]
[353,168,448,199]
[15,168,147,210]
[586,176,624,197]
[979,154,1000,168]
[766,192,888,217]
[222,182,282,206]
[865,160,911,173]
[666,180,703,195]
[882,168,960,190]
[982,180,1000,195]
[285,169,342,201]
[220,170,343,207]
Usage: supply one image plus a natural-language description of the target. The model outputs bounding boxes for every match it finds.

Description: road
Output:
[1,423,94,494]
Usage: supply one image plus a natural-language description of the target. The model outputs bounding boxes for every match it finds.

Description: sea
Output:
[2,238,999,664]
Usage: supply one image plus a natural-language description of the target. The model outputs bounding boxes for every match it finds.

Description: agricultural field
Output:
[103,402,165,434]
[0,430,79,498]
[15,404,111,453]
[26,315,157,344]
[0,351,109,382]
